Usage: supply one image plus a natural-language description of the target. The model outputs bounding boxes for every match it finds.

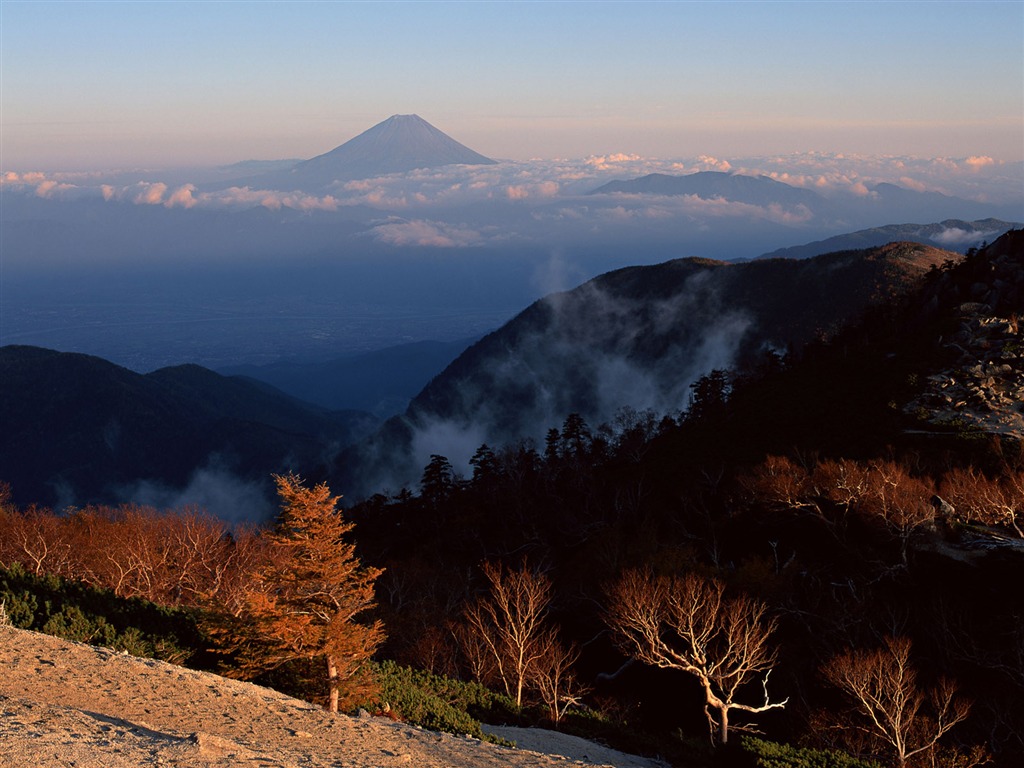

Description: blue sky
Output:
[2,0,1022,170]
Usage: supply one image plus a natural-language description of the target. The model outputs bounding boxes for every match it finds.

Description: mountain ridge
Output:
[757,218,1019,260]
[337,240,961,495]
[0,346,375,514]
[588,171,823,209]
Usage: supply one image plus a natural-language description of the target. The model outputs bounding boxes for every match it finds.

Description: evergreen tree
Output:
[235,474,384,712]
[420,454,456,505]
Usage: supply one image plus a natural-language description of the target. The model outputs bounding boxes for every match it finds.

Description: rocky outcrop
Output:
[904,234,1024,438]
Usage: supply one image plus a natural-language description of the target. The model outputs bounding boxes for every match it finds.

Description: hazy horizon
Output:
[2,0,1022,377]
[2,1,1021,171]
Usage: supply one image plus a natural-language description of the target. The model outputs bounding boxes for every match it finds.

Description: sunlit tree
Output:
[605,569,787,745]
[822,636,970,767]
[235,474,384,712]
[461,560,553,707]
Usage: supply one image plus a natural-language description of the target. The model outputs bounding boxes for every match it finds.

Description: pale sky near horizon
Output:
[2,0,1022,171]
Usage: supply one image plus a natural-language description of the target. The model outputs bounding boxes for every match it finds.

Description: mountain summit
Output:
[256,114,496,192]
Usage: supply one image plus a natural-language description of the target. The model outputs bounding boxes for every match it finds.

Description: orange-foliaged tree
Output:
[940,464,1024,538]
[235,474,384,712]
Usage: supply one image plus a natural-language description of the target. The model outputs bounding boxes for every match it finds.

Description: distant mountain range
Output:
[587,172,1020,227]
[588,171,824,208]
[218,114,496,192]
[0,347,376,514]
[757,218,1019,260]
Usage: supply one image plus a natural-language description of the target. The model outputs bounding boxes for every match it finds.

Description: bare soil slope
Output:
[0,627,664,768]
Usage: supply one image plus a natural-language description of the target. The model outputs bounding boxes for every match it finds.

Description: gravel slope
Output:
[0,627,666,768]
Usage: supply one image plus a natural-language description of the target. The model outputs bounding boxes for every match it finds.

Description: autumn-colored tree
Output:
[822,636,971,767]
[741,455,818,515]
[940,465,1024,537]
[233,474,384,712]
[605,569,787,745]
[0,489,253,611]
[67,505,168,599]
[59,504,248,608]
[1,502,74,577]
[853,462,935,565]
[743,456,936,564]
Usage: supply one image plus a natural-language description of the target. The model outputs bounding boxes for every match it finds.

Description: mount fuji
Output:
[230,114,496,193]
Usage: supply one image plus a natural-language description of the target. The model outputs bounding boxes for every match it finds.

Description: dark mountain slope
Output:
[412,241,955,432]
[0,347,373,513]
[657,229,1024,467]
[337,241,959,495]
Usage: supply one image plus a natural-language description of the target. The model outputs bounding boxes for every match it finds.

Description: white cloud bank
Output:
[2,153,1019,253]
[370,218,484,248]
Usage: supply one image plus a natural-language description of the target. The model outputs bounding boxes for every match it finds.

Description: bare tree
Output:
[741,454,817,515]
[941,465,1024,537]
[605,569,787,745]
[856,462,935,565]
[2,503,74,577]
[822,636,971,767]
[462,560,553,707]
[453,619,499,685]
[530,633,590,725]
[746,456,938,565]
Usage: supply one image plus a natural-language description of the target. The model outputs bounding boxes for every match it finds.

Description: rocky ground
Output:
[904,243,1024,438]
[0,627,667,768]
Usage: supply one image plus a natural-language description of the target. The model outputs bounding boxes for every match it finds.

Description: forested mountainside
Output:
[341,230,1024,766]
[0,347,374,513]
[338,240,960,495]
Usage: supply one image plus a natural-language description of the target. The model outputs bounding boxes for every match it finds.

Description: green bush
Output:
[740,737,882,768]
[0,563,209,666]
[359,660,519,742]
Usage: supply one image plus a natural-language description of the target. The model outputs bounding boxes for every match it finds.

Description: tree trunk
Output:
[326,654,339,713]
[719,705,729,745]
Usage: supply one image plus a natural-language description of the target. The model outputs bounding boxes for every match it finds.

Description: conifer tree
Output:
[236,474,384,712]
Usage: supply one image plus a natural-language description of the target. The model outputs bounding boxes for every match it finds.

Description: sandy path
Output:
[0,627,666,768]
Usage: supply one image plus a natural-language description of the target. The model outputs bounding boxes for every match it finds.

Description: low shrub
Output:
[359,660,519,742]
[740,736,882,768]
[0,563,211,665]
